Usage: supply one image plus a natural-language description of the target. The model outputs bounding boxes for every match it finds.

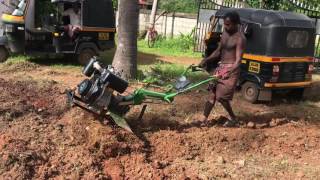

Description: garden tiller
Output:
[66,57,218,132]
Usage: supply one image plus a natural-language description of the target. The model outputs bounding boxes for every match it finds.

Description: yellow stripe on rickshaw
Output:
[81,27,116,33]
[243,54,313,63]
[264,81,312,88]
[1,14,24,24]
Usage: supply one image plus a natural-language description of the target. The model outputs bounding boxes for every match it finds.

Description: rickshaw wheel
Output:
[77,48,97,65]
[0,46,9,63]
[242,82,259,103]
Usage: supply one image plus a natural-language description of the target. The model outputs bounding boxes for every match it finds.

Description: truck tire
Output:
[0,46,9,63]
[241,82,259,103]
[77,48,96,65]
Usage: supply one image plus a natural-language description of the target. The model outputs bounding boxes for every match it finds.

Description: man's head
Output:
[72,3,80,13]
[223,11,240,34]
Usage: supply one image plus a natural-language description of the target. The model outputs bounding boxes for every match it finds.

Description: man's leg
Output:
[71,26,80,40]
[200,93,216,122]
[219,99,238,127]
[67,25,73,38]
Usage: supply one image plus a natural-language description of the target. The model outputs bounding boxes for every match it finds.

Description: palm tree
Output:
[112,0,139,80]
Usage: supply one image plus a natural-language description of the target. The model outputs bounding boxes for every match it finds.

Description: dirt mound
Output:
[0,61,40,73]
[0,78,66,121]
[1,63,320,179]
[0,77,147,179]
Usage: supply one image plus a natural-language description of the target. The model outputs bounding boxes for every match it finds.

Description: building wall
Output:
[116,10,198,37]
[138,10,198,37]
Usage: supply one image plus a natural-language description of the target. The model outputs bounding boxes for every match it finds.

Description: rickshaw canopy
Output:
[215,8,315,28]
[214,8,316,57]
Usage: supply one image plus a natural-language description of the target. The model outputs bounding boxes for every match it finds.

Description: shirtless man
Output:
[199,11,246,127]
[62,3,81,39]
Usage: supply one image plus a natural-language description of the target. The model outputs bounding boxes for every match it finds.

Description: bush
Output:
[141,62,207,85]
[152,29,195,52]
[137,29,202,58]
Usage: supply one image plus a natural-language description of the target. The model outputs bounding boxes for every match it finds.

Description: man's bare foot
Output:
[223,117,239,127]
[199,115,209,126]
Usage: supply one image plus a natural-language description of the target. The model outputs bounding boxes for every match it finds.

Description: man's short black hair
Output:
[224,11,241,24]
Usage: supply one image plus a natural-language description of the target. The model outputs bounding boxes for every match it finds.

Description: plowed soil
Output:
[0,59,320,179]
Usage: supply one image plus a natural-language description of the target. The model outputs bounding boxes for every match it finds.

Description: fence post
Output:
[171,12,175,38]
[164,13,168,38]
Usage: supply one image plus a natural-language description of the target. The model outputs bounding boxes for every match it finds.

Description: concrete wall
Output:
[116,10,197,37]
[138,10,197,37]
[139,11,197,37]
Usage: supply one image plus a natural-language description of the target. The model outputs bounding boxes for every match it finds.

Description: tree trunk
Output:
[149,0,159,26]
[145,0,159,40]
[112,0,139,80]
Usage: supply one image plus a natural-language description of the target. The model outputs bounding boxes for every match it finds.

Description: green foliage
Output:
[245,0,260,8]
[246,0,320,10]
[153,32,194,52]
[112,0,118,10]
[138,30,202,58]
[140,62,207,85]
[151,29,195,52]
[159,0,198,13]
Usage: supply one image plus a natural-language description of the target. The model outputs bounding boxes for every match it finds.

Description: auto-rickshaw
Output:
[0,0,115,64]
[204,8,315,103]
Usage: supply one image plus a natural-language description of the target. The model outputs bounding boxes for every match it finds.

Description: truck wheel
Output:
[242,82,259,103]
[0,46,9,63]
[77,48,96,65]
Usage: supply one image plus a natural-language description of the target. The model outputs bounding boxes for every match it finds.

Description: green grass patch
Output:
[138,62,208,86]
[5,55,30,64]
[138,34,202,58]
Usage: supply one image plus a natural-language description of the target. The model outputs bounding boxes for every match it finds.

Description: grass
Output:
[2,49,117,70]
[2,35,205,85]
[138,62,208,86]
[138,40,202,58]
[5,55,31,64]
[138,37,202,58]
[2,52,206,84]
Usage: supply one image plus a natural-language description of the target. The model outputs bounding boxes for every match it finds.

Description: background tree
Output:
[159,0,199,13]
[246,0,320,10]
[112,0,139,80]
[112,0,118,10]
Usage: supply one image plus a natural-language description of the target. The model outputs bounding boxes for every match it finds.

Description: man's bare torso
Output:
[220,31,245,64]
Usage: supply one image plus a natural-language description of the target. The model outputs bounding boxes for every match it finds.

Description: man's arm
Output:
[199,42,221,67]
[230,35,246,73]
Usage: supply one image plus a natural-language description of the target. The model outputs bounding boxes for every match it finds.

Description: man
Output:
[199,11,246,127]
[62,3,81,39]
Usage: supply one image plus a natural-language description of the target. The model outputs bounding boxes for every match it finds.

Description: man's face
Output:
[224,18,237,34]
[72,4,79,13]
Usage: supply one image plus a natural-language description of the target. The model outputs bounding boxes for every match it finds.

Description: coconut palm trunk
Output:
[112,0,139,80]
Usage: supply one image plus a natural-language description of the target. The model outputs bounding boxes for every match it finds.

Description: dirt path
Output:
[0,60,320,179]
[137,52,200,65]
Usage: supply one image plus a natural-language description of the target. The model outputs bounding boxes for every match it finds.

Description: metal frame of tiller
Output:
[67,62,218,133]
